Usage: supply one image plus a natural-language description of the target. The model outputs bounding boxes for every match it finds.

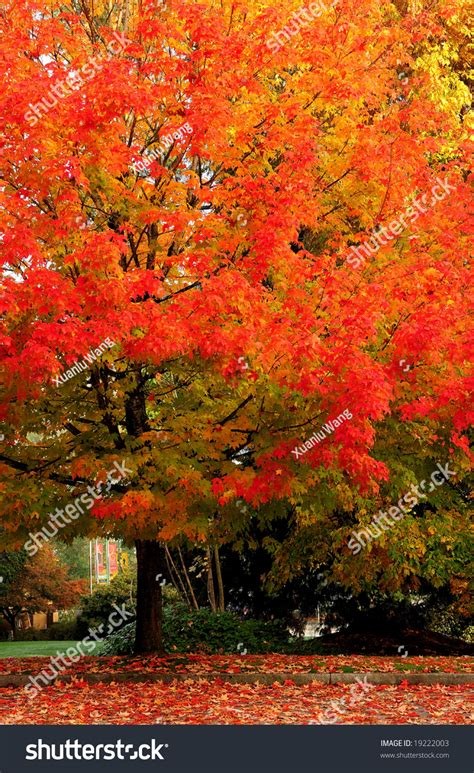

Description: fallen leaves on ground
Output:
[0,654,471,675]
[0,682,471,725]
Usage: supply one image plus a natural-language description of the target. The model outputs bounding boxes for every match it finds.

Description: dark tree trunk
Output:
[124,379,164,655]
[134,539,167,654]
[1,609,18,639]
[206,546,217,612]
[214,546,225,612]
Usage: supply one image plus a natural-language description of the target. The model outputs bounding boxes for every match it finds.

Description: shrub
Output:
[47,620,80,640]
[75,571,136,638]
[162,585,183,607]
[100,621,135,655]
[462,625,474,643]
[15,627,49,641]
[99,605,290,656]
[163,606,289,654]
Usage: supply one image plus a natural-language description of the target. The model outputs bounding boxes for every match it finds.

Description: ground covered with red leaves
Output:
[0,654,471,675]
[0,681,471,725]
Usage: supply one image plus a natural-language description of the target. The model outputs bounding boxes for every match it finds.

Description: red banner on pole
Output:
[109,541,119,577]
[96,540,106,581]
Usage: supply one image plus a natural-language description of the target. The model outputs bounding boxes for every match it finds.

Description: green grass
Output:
[0,641,83,658]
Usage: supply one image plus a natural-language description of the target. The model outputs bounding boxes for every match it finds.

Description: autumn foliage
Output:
[0,679,471,725]
[0,0,472,648]
[0,545,84,636]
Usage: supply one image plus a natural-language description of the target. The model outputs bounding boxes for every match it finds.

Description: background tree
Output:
[0,545,85,637]
[56,538,90,580]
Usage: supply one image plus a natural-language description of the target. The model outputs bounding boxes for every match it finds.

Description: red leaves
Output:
[1,655,471,724]
[0,654,471,676]
[0,681,470,725]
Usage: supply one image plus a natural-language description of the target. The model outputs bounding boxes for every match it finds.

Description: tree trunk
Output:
[124,379,161,654]
[165,545,192,608]
[134,539,166,654]
[206,546,217,612]
[178,546,200,611]
[214,545,225,612]
[2,609,18,639]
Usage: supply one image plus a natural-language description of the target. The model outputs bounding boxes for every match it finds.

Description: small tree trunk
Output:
[2,610,18,640]
[165,545,192,607]
[178,547,200,611]
[206,546,217,612]
[134,539,166,654]
[214,546,225,612]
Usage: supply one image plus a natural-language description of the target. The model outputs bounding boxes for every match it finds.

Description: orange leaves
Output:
[0,0,471,577]
[2,653,473,677]
[119,490,156,520]
[0,677,471,725]
[69,458,97,481]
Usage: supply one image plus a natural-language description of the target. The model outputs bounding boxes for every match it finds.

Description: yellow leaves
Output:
[439,536,453,551]
[415,42,471,123]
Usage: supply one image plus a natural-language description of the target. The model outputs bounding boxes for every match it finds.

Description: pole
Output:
[105,538,111,584]
[95,538,99,585]
[89,540,93,594]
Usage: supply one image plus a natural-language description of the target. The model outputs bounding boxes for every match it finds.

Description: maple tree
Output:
[0,545,84,636]
[0,0,472,653]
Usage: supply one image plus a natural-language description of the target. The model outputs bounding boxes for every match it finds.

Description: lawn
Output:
[0,641,85,658]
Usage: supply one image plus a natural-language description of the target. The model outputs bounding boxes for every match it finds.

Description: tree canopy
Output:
[0,0,472,648]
